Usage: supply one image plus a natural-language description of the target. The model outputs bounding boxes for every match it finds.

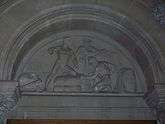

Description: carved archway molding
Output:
[0,3,164,124]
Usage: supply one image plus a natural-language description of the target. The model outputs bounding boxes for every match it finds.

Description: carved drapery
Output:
[16,36,145,94]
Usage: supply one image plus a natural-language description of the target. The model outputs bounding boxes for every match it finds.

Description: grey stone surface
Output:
[8,94,155,120]
[0,0,164,123]
[0,81,19,124]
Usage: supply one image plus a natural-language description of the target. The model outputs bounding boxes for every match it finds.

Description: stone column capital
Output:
[0,81,20,124]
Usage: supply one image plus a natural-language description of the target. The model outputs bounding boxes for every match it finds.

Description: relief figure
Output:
[46,38,78,91]
[18,73,44,92]
[18,37,140,94]
[114,68,137,93]
[46,38,114,92]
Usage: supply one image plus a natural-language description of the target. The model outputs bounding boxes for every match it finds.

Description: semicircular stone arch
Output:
[0,1,164,124]
[0,4,160,88]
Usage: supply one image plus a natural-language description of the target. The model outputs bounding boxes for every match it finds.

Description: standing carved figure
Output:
[46,37,78,91]
[114,68,137,93]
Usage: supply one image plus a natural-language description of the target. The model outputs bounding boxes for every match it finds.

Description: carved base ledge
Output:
[8,92,155,120]
[21,92,144,97]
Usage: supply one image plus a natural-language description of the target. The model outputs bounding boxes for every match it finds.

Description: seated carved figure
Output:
[92,61,112,92]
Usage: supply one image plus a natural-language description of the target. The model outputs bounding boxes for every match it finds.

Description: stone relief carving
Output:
[114,68,137,93]
[45,38,113,92]
[18,73,44,92]
[17,37,144,94]
[0,2,163,123]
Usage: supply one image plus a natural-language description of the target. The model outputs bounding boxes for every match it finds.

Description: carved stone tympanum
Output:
[16,35,145,94]
[0,2,164,123]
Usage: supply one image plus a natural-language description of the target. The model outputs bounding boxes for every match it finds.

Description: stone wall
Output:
[0,0,165,123]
